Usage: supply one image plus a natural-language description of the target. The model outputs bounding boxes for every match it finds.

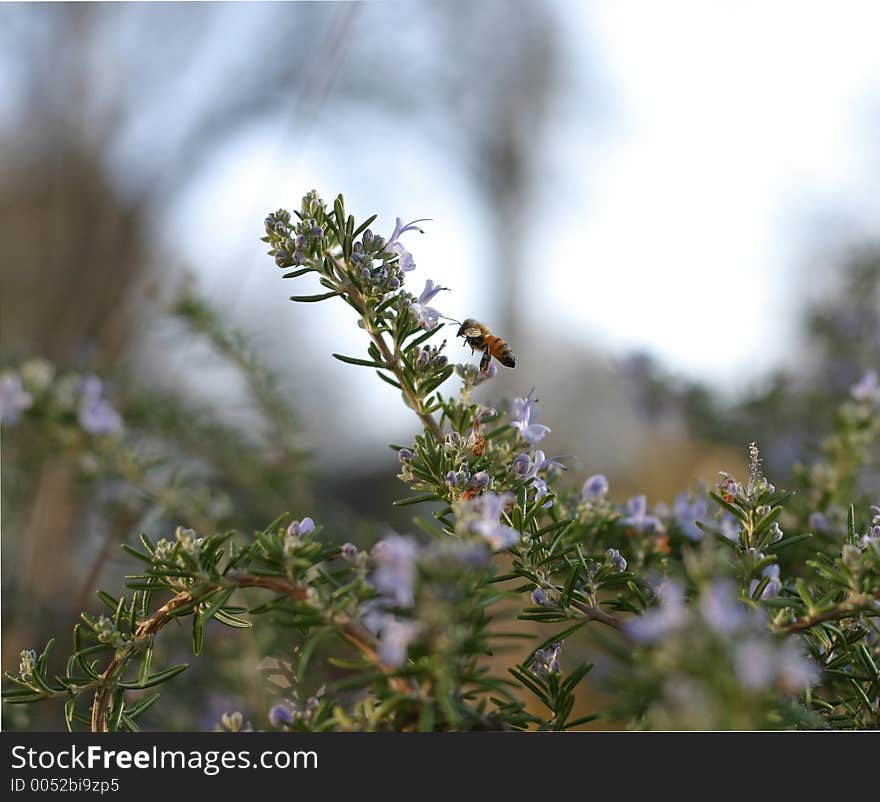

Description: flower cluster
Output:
[1,359,123,435]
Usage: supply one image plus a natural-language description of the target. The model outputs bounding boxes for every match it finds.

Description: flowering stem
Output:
[330,259,444,441]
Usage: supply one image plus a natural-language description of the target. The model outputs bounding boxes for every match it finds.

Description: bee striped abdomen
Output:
[486,336,516,368]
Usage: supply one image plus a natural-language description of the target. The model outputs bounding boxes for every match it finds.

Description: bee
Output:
[456,318,516,374]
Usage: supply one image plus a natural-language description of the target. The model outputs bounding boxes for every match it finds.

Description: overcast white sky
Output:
[541,0,880,383]
[168,0,880,399]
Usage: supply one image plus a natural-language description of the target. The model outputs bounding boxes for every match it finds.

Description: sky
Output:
[542,1,880,383]
[5,1,872,461]
[161,0,880,398]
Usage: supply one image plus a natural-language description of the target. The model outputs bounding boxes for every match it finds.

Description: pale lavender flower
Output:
[77,376,122,435]
[532,477,552,508]
[525,450,565,479]
[511,453,532,476]
[287,517,315,538]
[389,243,416,273]
[532,642,562,679]
[340,542,358,561]
[776,640,820,692]
[808,511,830,533]
[717,472,743,500]
[371,534,419,607]
[851,369,880,403]
[409,279,449,330]
[510,388,550,446]
[605,548,627,573]
[734,638,777,690]
[750,563,781,599]
[625,580,686,642]
[860,525,880,548]
[398,448,414,463]
[0,374,33,424]
[582,474,609,501]
[621,495,663,534]
[268,704,297,729]
[386,218,430,269]
[458,492,519,551]
[672,493,709,542]
[768,522,783,544]
[377,617,422,667]
[469,471,490,490]
[700,581,748,633]
[719,514,741,542]
[530,588,549,606]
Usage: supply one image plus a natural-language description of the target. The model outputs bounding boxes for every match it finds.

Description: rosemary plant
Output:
[3,191,878,731]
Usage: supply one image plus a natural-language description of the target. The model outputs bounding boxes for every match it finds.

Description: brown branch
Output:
[782,590,880,635]
[91,587,214,731]
[569,599,628,633]
[233,573,417,695]
[90,571,415,731]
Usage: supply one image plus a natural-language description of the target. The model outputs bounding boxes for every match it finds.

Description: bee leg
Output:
[479,350,491,375]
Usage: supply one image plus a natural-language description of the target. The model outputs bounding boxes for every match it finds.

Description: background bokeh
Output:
[2,0,879,730]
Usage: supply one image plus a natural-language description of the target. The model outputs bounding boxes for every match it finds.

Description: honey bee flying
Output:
[456,318,516,374]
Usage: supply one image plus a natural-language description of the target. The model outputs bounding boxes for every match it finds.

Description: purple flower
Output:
[371,534,419,607]
[0,374,33,425]
[385,217,430,274]
[532,642,562,679]
[77,376,122,435]
[734,638,776,691]
[776,640,820,692]
[700,581,749,633]
[340,542,358,561]
[511,453,532,476]
[510,388,550,446]
[469,471,490,490]
[287,517,315,538]
[458,492,519,551]
[672,493,709,542]
[530,588,549,606]
[750,564,781,599]
[386,217,430,249]
[851,370,880,403]
[605,548,627,573]
[625,580,686,643]
[398,448,414,463]
[582,474,609,501]
[860,525,880,548]
[525,450,565,478]
[377,617,422,667]
[409,280,449,330]
[532,477,552,508]
[268,704,297,729]
[621,495,663,534]
[808,511,830,533]
[718,514,741,542]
